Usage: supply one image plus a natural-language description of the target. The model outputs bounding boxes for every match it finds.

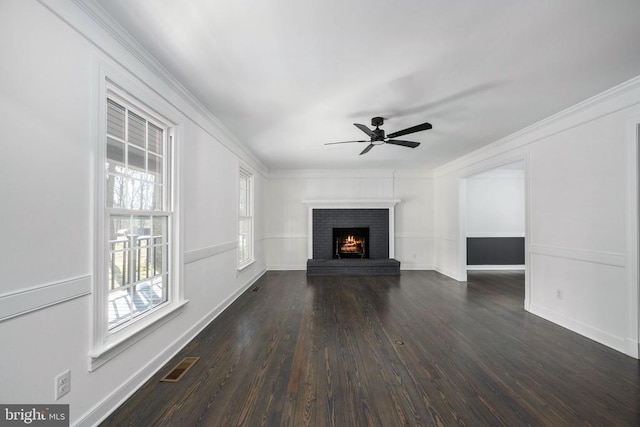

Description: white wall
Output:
[0,1,267,425]
[265,170,434,270]
[434,77,640,359]
[466,164,525,237]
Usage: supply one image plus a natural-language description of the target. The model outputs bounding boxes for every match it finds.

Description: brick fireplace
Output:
[312,209,388,259]
[304,199,401,275]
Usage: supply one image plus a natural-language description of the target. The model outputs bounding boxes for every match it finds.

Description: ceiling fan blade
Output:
[359,144,374,155]
[353,123,375,137]
[386,139,421,148]
[386,122,432,138]
[324,140,368,145]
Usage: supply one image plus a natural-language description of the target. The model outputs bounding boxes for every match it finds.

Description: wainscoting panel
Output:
[529,251,628,354]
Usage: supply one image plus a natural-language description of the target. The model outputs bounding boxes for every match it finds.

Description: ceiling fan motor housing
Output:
[371,117,385,141]
[371,116,384,127]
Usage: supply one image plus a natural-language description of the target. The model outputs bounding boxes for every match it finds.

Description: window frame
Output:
[238,167,254,270]
[91,69,186,370]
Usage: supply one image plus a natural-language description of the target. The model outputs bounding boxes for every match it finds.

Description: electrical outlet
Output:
[55,370,70,400]
[556,289,563,300]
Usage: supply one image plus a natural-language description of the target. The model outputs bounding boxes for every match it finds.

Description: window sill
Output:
[237,259,256,272]
[89,299,189,371]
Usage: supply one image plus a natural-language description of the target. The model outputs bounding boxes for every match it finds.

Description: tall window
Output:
[238,169,254,268]
[104,93,171,330]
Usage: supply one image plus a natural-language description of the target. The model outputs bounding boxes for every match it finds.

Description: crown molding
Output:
[267,168,433,179]
[268,169,396,179]
[393,169,434,179]
[434,74,640,178]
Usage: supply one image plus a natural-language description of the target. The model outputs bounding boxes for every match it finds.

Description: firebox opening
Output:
[333,227,369,259]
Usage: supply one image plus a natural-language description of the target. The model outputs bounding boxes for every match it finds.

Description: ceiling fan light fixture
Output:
[325,116,432,155]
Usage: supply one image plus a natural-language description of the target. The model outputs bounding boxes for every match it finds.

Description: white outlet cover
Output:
[55,370,70,400]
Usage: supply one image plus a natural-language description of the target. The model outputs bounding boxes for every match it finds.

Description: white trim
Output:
[467,169,525,180]
[237,259,257,272]
[466,232,526,238]
[269,169,396,179]
[88,300,188,371]
[467,265,526,271]
[267,265,308,271]
[91,60,187,368]
[393,169,434,179]
[303,199,401,208]
[529,303,629,356]
[267,169,434,180]
[626,115,640,358]
[0,275,92,322]
[184,241,238,264]
[457,154,530,303]
[435,266,462,281]
[458,179,468,282]
[303,199,401,259]
[238,167,255,269]
[400,264,436,271]
[529,244,626,268]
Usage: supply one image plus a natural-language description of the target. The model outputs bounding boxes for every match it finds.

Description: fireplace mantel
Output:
[303,199,400,209]
[303,199,400,259]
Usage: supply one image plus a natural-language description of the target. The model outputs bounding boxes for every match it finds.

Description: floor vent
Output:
[160,357,200,383]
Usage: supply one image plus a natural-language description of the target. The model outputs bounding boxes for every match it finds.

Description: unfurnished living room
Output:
[1,1,640,426]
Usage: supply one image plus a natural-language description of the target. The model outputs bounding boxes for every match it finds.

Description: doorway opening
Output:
[459,159,529,310]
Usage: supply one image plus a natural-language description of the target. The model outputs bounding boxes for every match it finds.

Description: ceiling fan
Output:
[325,116,432,155]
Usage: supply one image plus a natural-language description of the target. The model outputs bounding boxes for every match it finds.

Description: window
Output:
[105,94,171,329]
[92,79,184,367]
[238,168,254,268]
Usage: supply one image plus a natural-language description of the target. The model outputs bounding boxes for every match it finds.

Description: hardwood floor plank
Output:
[101,271,640,426]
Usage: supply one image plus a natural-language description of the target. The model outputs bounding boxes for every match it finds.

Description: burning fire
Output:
[340,235,364,253]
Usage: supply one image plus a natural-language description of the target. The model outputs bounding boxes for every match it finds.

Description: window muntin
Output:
[238,169,253,267]
[105,95,171,330]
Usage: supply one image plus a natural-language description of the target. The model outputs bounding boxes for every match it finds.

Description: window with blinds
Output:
[238,169,254,268]
[105,95,171,330]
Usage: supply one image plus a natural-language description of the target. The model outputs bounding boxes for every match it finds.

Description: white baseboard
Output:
[399,264,435,271]
[467,265,525,271]
[267,264,307,271]
[434,266,463,282]
[529,303,634,358]
[76,267,267,426]
[626,338,640,359]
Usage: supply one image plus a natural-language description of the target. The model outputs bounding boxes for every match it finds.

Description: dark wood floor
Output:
[102,271,640,426]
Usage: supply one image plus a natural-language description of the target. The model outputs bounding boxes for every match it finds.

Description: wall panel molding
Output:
[529,244,625,267]
[184,241,238,264]
[0,275,92,322]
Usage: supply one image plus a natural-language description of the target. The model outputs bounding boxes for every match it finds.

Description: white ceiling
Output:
[93,0,640,171]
